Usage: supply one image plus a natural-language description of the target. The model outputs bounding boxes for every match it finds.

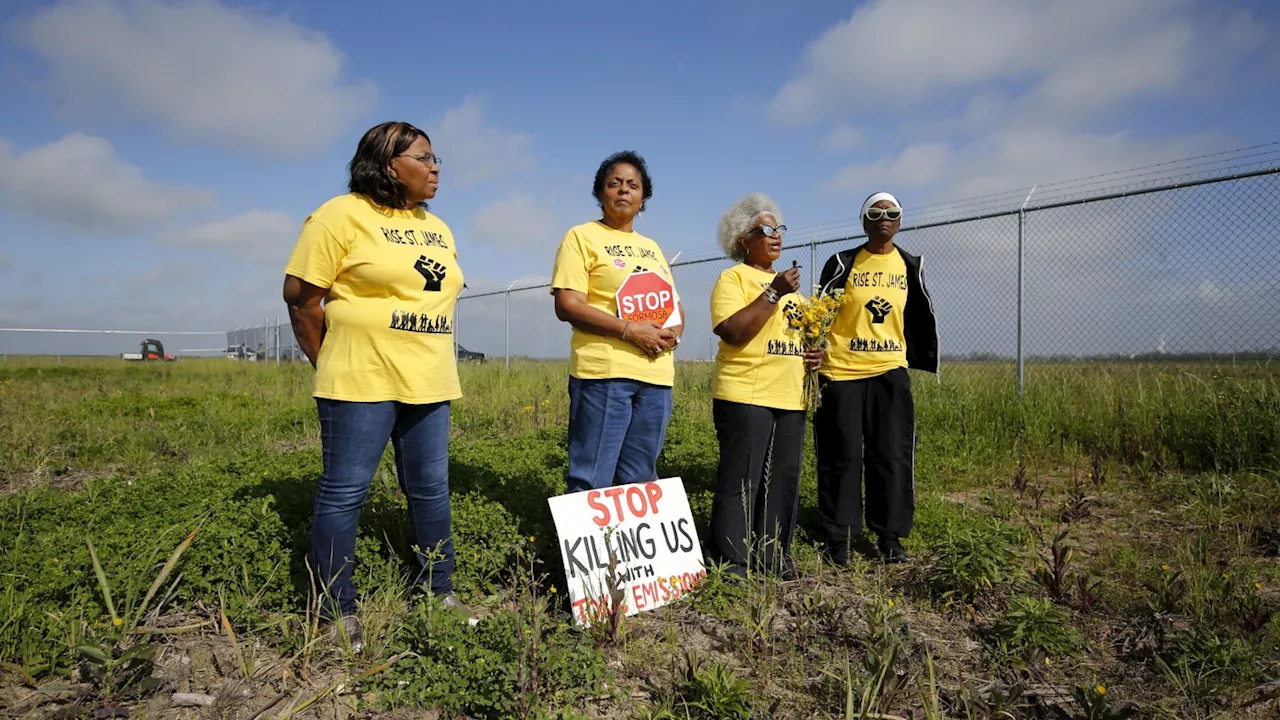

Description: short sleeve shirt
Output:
[710,264,805,411]
[550,221,677,387]
[284,193,464,403]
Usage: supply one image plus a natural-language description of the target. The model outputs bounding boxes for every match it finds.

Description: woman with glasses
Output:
[814,192,938,565]
[707,193,823,579]
[550,151,684,494]
[283,121,475,650]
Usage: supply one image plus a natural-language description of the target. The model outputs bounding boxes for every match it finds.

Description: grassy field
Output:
[0,357,1277,719]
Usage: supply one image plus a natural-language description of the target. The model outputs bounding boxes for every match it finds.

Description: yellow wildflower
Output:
[112,618,123,627]
[1095,685,1106,696]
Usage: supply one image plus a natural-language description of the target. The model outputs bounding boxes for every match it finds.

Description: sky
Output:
[0,0,1278,359]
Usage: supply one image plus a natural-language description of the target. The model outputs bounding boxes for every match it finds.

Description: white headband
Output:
[861,192,901,217]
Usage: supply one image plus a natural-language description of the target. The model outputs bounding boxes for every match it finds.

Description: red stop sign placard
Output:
[615,271,676,325]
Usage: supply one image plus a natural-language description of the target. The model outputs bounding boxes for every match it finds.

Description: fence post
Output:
[810,232,818,294]
[1017,185,1036,396]
[505,280,518,371]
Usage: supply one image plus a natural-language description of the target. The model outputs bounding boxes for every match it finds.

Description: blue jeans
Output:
[311,399,454,619]
[566,377,673,494]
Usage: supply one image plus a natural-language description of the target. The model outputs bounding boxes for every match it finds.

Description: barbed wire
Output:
[460,144,1280,297]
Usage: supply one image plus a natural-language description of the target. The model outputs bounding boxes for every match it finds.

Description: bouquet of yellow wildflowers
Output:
[789,288,848,412]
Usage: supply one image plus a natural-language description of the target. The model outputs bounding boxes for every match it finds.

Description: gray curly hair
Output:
[717,192,785,262]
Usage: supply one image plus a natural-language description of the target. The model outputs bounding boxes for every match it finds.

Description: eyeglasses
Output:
[753,224,787,238]
[864,207,901,221]
[398,153,442,168]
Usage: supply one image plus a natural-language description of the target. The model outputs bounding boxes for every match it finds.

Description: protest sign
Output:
[548,478,705,626]
[615,271,678,327]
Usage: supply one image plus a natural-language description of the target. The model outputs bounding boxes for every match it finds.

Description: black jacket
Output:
[817,244,940,375]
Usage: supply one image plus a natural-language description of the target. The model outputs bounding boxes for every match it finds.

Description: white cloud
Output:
[0,133,212,233]
[771,0,1264,126]
[828,143,952,192]
[471,193,557,251]
[821,125,862,151]
[161,210,297,263]
[430,97,536,187]
[9,0,377,154]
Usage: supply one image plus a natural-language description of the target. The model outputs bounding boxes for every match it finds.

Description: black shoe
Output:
[777,556,798,581]
[825,542,851,568]
[878,536,908,564]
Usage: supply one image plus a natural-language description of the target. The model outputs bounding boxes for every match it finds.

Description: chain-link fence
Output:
[456,164,1280,387]
[6,156,1277,383]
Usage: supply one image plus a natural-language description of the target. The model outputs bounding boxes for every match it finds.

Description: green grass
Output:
[0,357,1277,718]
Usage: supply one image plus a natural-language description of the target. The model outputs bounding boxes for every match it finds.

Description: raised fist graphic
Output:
[414,256,447,291]
[865,296,892,324]
[783,300,802,330]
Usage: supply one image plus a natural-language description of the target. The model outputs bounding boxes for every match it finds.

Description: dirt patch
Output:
[0,468,111,499]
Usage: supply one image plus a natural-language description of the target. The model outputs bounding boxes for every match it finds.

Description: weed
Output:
[988,595,1080,668]
[926,520,1022,608]
[1059,471,1095,523]
[1047,683,1139,720]
[379,598,607,719]
[680,651,755,720]
[1144,563,1187,616]
[1159,627,1255,695]
[1030,528,1075,603]
[742,572,780,658]
[949,681,1028,719]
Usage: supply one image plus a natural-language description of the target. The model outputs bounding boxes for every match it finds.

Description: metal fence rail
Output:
[0,328,227,361]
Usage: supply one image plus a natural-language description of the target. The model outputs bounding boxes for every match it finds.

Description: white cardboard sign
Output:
[547,478,706,626]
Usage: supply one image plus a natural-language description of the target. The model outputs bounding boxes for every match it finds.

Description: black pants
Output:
[709,399,805,572]
[813,367,916,549]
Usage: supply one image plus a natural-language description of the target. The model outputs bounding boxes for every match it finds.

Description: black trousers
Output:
[813,367,916,548]
[709,399,805,572]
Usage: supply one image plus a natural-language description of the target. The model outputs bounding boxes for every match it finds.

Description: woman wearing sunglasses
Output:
[707,193,823,579]
[814,192,938,565]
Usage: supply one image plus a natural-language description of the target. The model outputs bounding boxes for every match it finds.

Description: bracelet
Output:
[621,321,631,340]
[764,287,780,304]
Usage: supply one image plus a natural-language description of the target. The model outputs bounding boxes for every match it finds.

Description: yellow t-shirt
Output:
[822,248,909,381]
[284,193,464,404]
[710,264,805,411]
[550,221,677,387]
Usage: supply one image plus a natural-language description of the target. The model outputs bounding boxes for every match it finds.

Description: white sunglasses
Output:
[864,207,902,221]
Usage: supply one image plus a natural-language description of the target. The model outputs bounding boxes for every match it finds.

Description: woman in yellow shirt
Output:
[283,121,474,648]
[708,193,823,579]
[550,151,684,493]
[814,192,939,566]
